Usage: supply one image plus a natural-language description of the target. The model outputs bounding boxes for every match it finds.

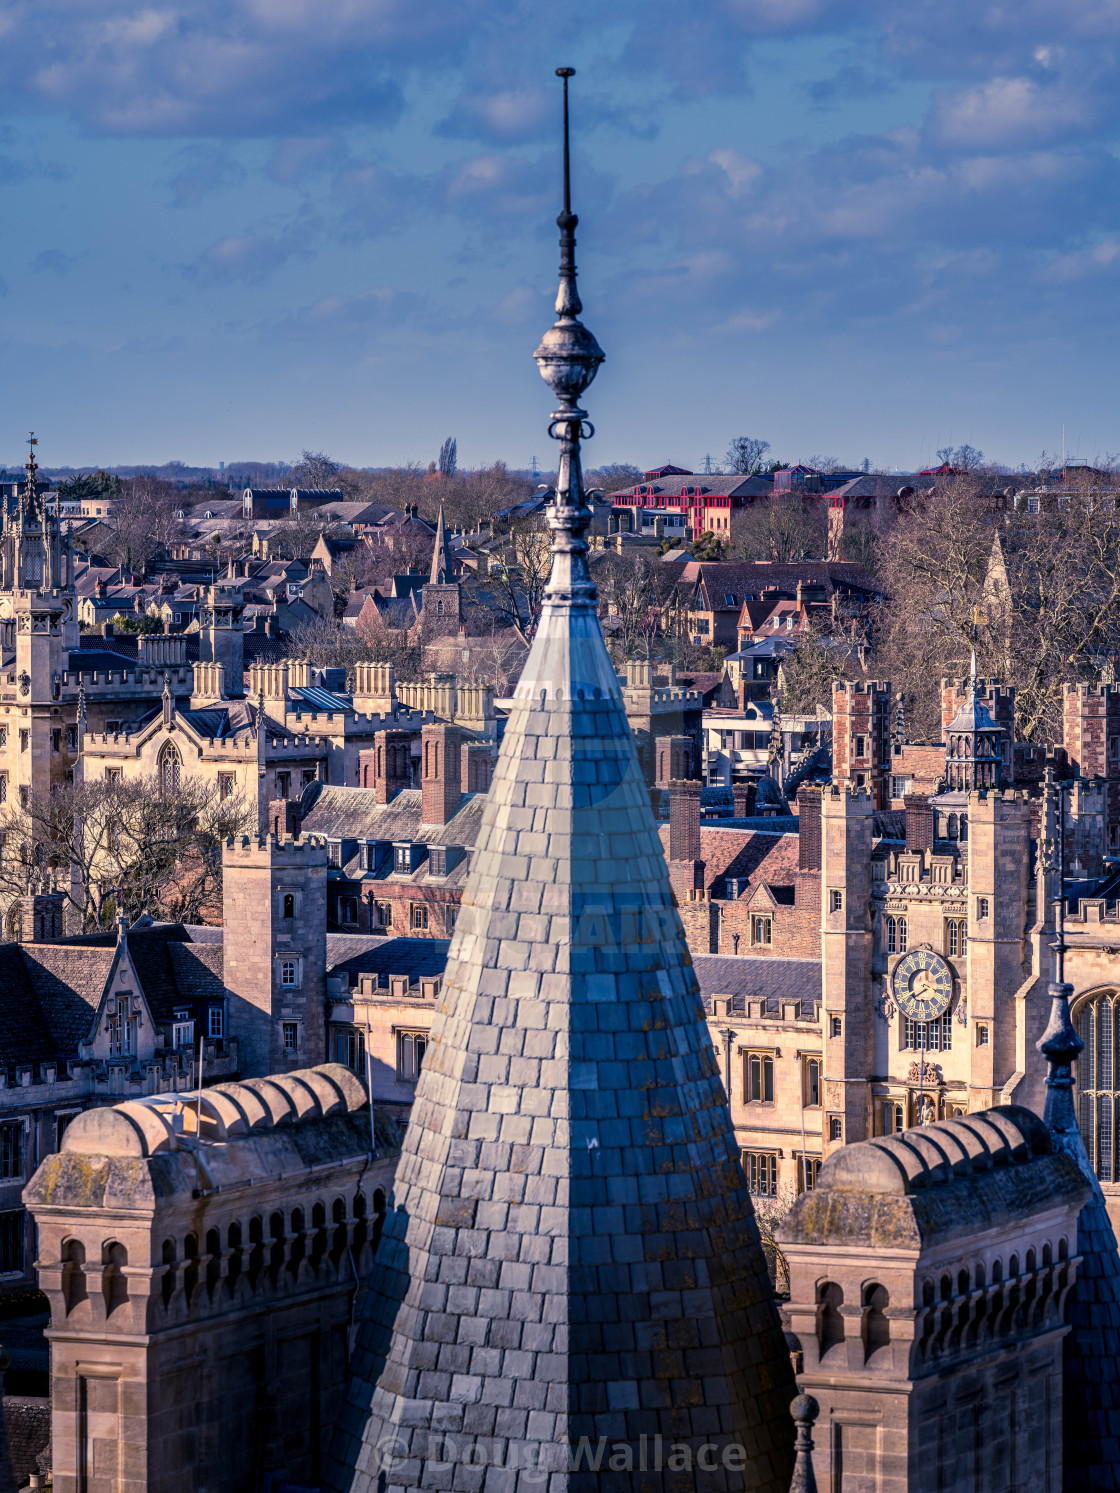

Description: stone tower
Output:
[222,832,327,1077]
[199,582,245,697]
[326,69,795,1493]
[967,789,1030,1110]
[421,503,461,633]
[820,784,874,1154]
[6,441,79,803]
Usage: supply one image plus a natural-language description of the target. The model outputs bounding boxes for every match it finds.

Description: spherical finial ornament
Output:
[791,1393,819,1424]
[789,1394,820,1493]
[556,66,575,78]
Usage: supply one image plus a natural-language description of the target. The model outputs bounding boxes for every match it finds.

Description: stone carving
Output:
[907,1059,943,1086]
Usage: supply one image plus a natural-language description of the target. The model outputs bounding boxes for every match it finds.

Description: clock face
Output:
[891,950,953,1022]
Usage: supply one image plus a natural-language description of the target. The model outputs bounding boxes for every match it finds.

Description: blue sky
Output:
[1,0,1119,472]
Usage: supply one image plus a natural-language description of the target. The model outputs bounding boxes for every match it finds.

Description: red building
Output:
[608,467,772,539]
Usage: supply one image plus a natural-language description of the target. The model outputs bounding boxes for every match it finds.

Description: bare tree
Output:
[295,612,425,684]
[936,444,985,472]
[775,624,851,715]
[438,438,458,477]
[491,515,552,633]
[103,476,185,571]
[597,552,680,664]
[731,498,827,562]
[588,463,642,490]
[873,476,1120,742]
[726,437,771,476]
[0,776,252,933]
[291,449,342,488]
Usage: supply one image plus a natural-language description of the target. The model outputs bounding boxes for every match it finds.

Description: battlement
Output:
[1065,681,1120,701]
[223,831,328,865]
[833,679,891,696]
[966,787,1030,808]
[825,784,874,805]
[942,676,1014,700]
[56,665,194,692]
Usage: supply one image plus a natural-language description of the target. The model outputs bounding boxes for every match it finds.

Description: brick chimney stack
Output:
[732,782,755,819]
[667,779,704,901]
[461,740,494,794]
[360,729,414,803]
[655,735,693,787]
[904,793,935,853]
[797,786,822,871]
[269,799,302,840]
[421,722,463,825]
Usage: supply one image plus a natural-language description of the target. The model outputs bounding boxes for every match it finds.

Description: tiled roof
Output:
[608,475,761,498]
[692,559,881,603]
[21,946,115,1050]
[0,946,56,1067]
[126,929,226,1020]
[659,822,806,894]
[691,953,821,1014]
[326,934,451,982]
[6,1396,50,1482]
[302,785,486,848]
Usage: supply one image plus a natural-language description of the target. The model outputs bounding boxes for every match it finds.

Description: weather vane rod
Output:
[532,67,605,609]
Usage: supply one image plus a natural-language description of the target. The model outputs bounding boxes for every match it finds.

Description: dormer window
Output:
[429,846,447,877]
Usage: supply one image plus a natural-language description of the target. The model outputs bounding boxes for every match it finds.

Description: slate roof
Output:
[126,929,226,1020]
[21,945,115,1050]
[326,935,451,983]
[330,487,795,1484]
[608,475,761,499]
[693,560,880,608]
[0,923,229,1062]
[6,1397,50,1482]
[692,953,821,1015]
[302,785,486,849]
[0,945,56,1067]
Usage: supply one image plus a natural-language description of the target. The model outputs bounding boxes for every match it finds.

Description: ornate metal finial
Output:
[1038,895,1083,1138]
[532,67,605,611]
[789,1393,819,1493]
[23,433,39,513]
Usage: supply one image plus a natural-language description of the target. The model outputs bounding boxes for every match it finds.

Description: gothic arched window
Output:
[1076,992,1120,1182]
[159,743,181,796]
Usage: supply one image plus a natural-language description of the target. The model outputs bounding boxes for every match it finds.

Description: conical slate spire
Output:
[1037,899,1120,1490]
[326,69,795,1493]
[429,503,454,585]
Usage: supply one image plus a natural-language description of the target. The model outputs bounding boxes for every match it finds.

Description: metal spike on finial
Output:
[789,1394,819,1493]
[532,67,605,612]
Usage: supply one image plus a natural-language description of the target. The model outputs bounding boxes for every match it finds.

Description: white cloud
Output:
[930,74,1099,149]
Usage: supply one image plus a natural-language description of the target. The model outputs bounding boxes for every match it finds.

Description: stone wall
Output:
[25,1065,399,1493]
